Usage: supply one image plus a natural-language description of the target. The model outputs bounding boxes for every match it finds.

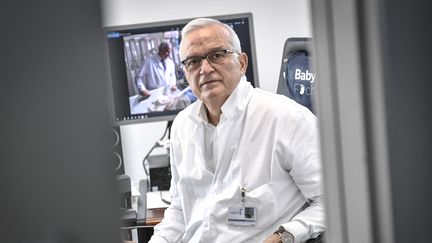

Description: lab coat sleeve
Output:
[135,77,147,92]
[282,111,325,243]
[136,62,148,92]
[166,59,177,86]
[148,130,185,242]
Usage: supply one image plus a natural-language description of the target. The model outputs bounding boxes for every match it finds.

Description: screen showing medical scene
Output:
[105,14,257,125]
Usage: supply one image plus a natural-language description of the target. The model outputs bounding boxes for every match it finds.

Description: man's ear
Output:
[238,53,248,75]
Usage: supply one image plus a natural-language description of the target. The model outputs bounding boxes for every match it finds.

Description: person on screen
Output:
[135,42,177,101]
[149,18,325,243]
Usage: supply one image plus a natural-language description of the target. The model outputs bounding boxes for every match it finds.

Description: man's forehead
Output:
[180,25,228,57]
[184,29,226,47]
[182,42,225,57]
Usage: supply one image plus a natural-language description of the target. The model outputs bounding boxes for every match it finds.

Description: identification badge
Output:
[226,186,257,226]
[227,205,257,226]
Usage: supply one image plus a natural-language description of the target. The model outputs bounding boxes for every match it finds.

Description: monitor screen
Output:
[105,13,259,126]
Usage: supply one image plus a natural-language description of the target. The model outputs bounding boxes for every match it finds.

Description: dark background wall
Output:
[0,1,120,242]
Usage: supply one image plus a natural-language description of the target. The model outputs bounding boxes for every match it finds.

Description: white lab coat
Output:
[150,78,325,243]
[136,55,177,92]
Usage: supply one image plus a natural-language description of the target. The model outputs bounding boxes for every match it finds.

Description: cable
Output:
[159,120,172,141]
[141,121,173,190]
[142,121,171,173]
[160,190,171,205]
[167,120,173,139]
[142,142,158,177]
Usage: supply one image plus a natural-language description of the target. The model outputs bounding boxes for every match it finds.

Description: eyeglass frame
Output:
[180,49,237,72]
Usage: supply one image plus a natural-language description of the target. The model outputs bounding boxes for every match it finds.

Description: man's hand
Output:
[141,90,151,96]
[137,90,151,102]
[263,233,281,243]
[164,96,179,111]
[170,84,177,91]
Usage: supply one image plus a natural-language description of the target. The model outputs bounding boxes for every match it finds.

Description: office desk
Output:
[142,207,166,226]
[121,188,169,242]
[121,207,167,243]
[121,207,167,228]
[136,207,167,243]
[130,87,181,114]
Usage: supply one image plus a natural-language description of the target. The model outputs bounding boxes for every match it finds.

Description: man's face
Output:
[180,24,248,105]
[159,47,171,60]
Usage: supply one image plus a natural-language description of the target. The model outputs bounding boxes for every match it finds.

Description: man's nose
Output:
[199,59,215,75]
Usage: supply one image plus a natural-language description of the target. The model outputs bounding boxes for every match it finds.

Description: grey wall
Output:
[0,1,120,242]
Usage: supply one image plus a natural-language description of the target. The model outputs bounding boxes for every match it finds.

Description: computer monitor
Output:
[277,37,316,113]
[104,13,259,126]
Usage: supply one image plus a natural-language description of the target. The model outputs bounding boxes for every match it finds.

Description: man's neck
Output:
[204,102,222,126]
[202,79,241,126]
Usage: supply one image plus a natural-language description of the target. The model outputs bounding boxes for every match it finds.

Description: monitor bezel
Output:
[104,12,259,126]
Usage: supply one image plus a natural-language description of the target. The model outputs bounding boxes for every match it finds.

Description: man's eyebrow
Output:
[184,47,226,59]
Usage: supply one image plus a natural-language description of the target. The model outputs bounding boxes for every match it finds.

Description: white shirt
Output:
[136,55,177,91]
[149,78,325,243]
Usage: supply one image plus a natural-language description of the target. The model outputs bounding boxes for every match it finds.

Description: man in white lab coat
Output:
[149,18,325,243]
[135,42,177,100]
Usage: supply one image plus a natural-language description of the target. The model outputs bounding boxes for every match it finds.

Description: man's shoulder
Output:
[165,57,175,63]
[145,54,159,63]
[251,88,296,110]
[250,88,315,120]
[172,101,200,127]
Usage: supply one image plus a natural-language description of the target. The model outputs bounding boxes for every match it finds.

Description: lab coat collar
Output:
[187,99,205,124]
[188,76,253,125]
[220,76,253,122]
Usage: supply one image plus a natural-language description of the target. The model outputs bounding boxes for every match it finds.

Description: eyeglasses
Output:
[181,49,236,72]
